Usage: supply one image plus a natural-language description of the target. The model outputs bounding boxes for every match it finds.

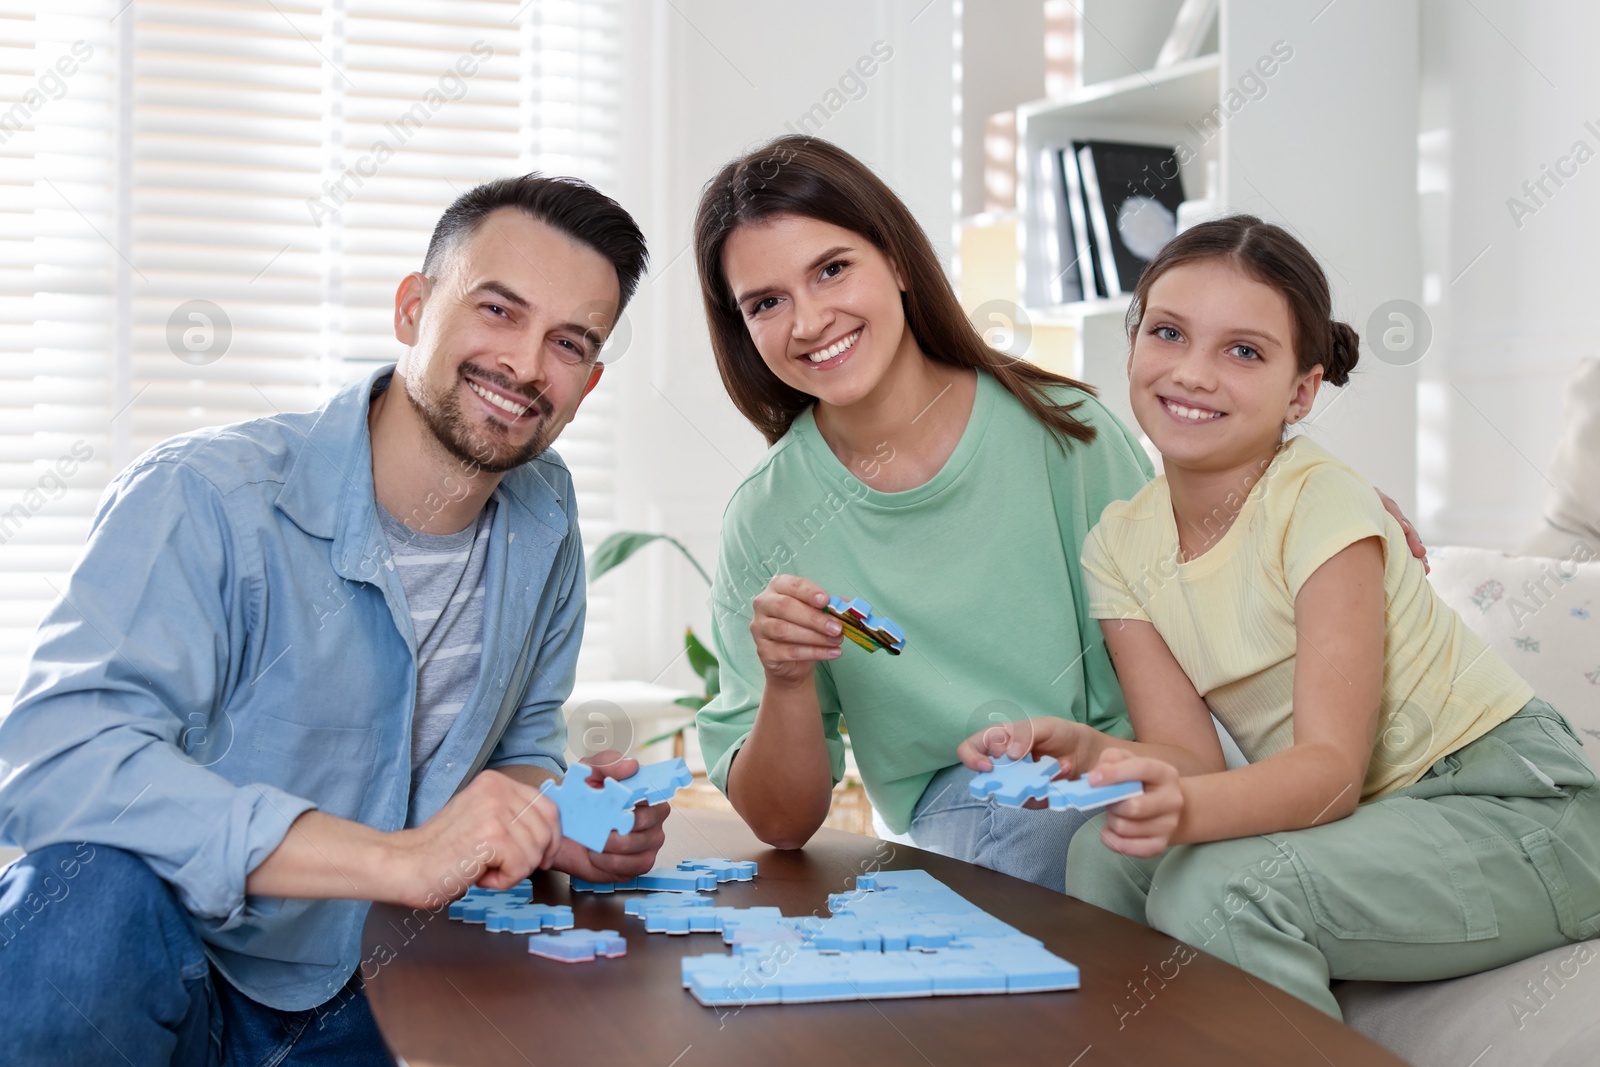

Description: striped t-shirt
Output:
[376,499,495,789]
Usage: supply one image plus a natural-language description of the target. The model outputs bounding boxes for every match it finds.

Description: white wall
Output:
[596,0,1596,691]
[605,0,956,689]
[1418,0,1600,549]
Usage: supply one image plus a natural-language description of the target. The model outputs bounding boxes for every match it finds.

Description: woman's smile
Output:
[798,327,862,368]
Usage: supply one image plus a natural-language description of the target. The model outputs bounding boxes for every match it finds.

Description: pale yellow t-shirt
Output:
[1081,435,1534,801]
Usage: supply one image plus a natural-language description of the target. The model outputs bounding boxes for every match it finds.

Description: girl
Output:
[690,137,1421,892]
[961,214,1600,1016]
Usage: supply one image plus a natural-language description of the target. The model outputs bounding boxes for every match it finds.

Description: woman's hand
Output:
[1089,749,1184,858]
[956,717,1102,779]
[1375,489,1428,573]
[750,574,843,686]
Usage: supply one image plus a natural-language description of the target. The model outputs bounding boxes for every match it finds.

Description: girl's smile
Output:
[1157,395,1227,424]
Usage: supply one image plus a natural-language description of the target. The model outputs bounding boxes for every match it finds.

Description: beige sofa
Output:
[1338,358,1600,1066]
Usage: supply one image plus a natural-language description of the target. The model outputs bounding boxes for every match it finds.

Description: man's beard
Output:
[408,363,557,474]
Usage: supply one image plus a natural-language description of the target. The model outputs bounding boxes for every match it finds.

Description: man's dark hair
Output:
[422,173,649,312]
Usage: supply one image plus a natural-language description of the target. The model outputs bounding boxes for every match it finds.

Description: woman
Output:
[691,136,1420,891]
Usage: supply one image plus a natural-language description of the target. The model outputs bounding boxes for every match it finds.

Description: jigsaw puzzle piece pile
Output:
[443,757,701,961]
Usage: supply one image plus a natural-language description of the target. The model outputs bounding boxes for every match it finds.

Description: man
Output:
[0,175,662,1065]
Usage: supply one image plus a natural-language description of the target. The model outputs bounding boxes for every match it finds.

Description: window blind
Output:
[0,0,623,706]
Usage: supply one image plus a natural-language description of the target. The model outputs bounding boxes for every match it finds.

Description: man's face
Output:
[394,207,620,473]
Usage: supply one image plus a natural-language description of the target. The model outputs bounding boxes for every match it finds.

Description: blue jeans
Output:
[0,844,393,1067]
[906,762,1093,893]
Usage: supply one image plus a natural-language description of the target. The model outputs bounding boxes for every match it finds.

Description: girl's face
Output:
[1127,257,1323,475]
[721,213,913,410]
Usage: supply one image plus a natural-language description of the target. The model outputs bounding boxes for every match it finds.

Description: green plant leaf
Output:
[685,627,717,680]
[588,532,668,583]
[587,531,712,586]
[671,695,707,711]
[703,662,720,701]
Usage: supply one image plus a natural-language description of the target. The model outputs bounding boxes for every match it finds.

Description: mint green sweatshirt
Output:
[697,370,1154,833]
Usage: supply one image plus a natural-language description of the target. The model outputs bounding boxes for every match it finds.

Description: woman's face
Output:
[1127,257,1322,474]
[721,213,911,410]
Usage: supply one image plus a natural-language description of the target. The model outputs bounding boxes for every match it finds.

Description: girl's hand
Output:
[956,717,1102,779]
[1089,749,1183,858]
[750,574,843,686]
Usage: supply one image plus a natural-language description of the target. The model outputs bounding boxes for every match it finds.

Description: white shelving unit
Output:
[1004,0,1423,505]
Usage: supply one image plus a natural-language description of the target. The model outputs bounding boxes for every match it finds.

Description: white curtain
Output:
[0,0,624,705]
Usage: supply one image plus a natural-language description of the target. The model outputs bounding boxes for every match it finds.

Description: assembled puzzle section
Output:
[824,595,906,655]
[570,857,758,894]
[968,753,1144,812]
[674,869,1079,1005]
[448,883,574,934]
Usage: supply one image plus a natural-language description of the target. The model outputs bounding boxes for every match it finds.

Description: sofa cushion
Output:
[1337,940,1600,1066]
[1423,545,1600,742]
[1522,358,1600,559]
[1339,544,1600,1064]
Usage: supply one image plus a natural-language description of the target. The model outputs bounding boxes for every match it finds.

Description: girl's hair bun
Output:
[1326,321,1359,387]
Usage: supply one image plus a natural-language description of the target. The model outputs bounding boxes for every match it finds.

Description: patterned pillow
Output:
[1425,545,1600,744]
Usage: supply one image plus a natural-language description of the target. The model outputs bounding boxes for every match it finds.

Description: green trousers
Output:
[1064,698,1600,1018]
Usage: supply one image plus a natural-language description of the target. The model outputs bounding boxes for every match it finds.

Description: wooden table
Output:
[361,809,1406,1066]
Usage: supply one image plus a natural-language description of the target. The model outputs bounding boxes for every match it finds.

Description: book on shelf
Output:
[1037,146,1085,304]
[1074,140,1186,298]
[1060,144,1107,301]
[1155,0,1219,68]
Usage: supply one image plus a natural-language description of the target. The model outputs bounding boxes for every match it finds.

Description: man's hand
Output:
[385,769,562,905]
[247,770,564,909]
[545,749,669,883]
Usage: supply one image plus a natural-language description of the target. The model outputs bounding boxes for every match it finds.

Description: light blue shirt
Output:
[0,365,584,1010]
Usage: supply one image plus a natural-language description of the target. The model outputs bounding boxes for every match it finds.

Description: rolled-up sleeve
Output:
[0,459,317,926]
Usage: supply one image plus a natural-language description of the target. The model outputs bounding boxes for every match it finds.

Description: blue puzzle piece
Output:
[481,899,574,934]
[573,858,750,894]
[449,888,524,923]
[1046,776,1143,813]
[677,858,757,882]
[839,954,933,999]
[527,928,627,963]
[731,929,805,954]
[539,767,636,852]
[447,881,534,920]
[568,875,638,893]
[636,868,717,892]
[640,905,739,935]
[625,892,715,918]
[967,753,1062,806]
[617,758,693,807]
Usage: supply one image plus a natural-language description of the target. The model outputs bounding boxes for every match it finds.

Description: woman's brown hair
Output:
[1124,214,1360,387]
[694,135,1101,447]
